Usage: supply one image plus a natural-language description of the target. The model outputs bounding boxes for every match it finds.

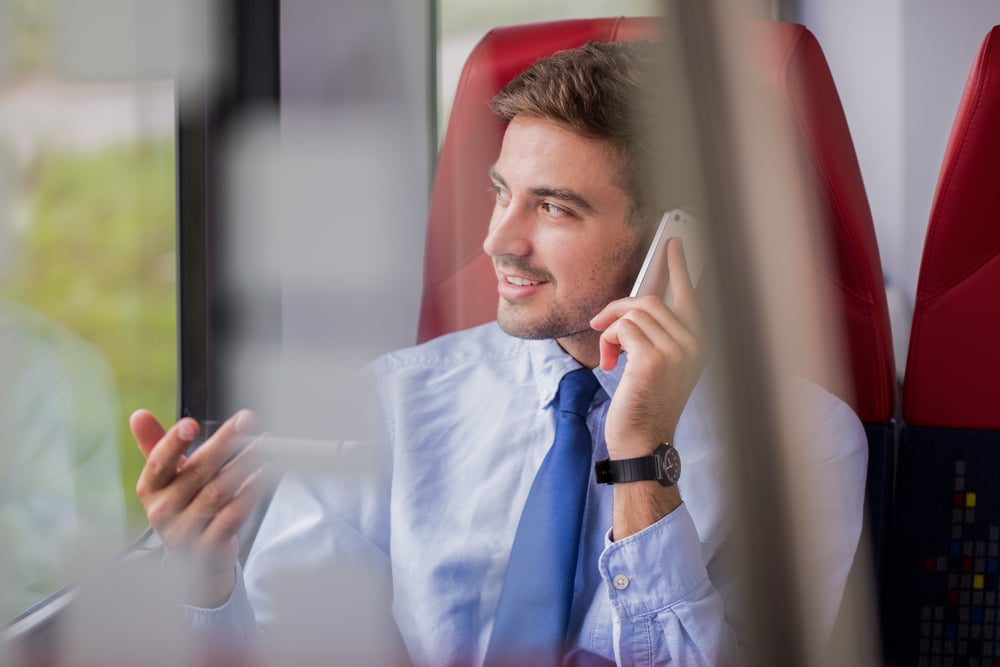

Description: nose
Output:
[483,201,532,258]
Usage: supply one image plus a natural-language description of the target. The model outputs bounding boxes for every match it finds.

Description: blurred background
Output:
[1,1,999,666]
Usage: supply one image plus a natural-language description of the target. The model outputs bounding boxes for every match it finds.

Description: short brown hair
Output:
[490,40,673,227]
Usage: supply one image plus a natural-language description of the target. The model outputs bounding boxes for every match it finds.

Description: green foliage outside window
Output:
[4,139,177,533]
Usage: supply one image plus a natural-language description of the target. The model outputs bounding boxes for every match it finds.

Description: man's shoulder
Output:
[791,377,865,429]
[374,321,525,377]
[369,322,539,422]
[788,376,868,465]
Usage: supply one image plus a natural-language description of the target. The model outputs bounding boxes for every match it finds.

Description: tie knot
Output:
[556,368,600,418]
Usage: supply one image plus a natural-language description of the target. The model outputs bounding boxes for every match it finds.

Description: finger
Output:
[593,299,657,369]
[591,294,660,331]
[130,409,167,459]
[619,308,682,350]
[598,311,673,372]
[666,237,701,331]
[593,240,699,328]
[668,237,693,292]
[137,418,200,493]
[591,294,685,338]
[154,409,257,516]
[183,409,257,480]
[598,313,655,371]
[189,437,264,516]
[623,305,701,359]
[605,304,704,371]
[598,334,622,372]
[157,439,264,544]
[197,464,269,556]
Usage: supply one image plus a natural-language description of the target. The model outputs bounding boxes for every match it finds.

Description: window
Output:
[437,0,659,138]
[0,0,176,621]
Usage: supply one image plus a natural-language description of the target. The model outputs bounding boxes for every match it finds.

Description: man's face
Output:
[484,116,647,358]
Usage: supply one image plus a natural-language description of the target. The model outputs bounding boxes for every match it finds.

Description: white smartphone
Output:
[630,209,704,308]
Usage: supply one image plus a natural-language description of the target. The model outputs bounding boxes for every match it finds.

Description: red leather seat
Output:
[903,26,1000,429]
[885,26,1000,666]
[423,13,897,650]
[752,21,897,614]
[757,23,896,426]
[418,18,895,422]
[420,15,895,575]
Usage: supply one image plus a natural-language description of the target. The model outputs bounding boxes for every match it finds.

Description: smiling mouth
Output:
[504,274,543,287]
[495,261,551,287]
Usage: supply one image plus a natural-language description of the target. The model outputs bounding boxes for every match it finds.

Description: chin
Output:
[496,317,553,341]
[496,307,590,342]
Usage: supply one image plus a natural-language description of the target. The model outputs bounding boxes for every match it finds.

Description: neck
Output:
[555,329,601,369]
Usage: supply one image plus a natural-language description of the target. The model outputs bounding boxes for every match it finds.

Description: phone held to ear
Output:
[630,209,704,309]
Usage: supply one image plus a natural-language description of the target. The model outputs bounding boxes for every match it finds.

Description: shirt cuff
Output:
[181,563,258,644]
[598,502,709,620]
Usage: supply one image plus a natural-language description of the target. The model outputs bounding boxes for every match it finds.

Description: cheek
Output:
[559,241,628,294]
[600,236,645,293]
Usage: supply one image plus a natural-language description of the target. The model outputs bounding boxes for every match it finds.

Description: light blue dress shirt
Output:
[188,321,868,666]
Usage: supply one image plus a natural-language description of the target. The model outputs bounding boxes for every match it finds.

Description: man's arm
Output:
[590,238,868,665]
[594,381,867,666]
[598,502,741,666]
[131,409,407,663]
[590,237,704,540]
[590,237,740,665]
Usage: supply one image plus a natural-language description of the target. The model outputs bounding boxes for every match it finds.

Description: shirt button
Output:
[613,574,630,590]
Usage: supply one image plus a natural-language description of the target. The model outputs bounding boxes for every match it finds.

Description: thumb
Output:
[129,409,167,459]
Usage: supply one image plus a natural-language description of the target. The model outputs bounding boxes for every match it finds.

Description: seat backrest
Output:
[756,24,898,596]
[419,18,895,424]
[422,16,897,610]
[756,23,897,426]
[903,25,1000,430]
[884,26,1000,666]
[423,12,897,636]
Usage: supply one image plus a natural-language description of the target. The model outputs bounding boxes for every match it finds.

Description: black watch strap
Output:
[594,443,680,487]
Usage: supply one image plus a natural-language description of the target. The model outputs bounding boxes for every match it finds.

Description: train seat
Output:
[753,23,897,593]
[418,15,896,596]
[885,25,1000,666]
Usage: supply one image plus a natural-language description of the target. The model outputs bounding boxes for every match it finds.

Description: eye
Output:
[490,184,511,207]
[541,202,571,219]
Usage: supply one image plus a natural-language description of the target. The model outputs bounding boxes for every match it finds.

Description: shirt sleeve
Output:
[598,503,742,666]
[597,380,868,667]
[791,381,869,652]
[181,562,260,652]
[175,456,405,663]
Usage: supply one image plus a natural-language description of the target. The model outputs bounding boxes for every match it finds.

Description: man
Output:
[130,41,866,666]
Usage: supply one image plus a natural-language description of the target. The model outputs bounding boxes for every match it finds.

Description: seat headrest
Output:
[904,26,1000,428]
[419,18,896,423]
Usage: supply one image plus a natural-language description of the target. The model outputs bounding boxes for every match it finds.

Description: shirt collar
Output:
[593,352,626,399]
[525,337,625,410]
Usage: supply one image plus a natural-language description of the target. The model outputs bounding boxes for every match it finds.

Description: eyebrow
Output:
[488,166,596,214]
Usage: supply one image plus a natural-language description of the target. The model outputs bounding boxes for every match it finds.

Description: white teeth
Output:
[506,275,540,286]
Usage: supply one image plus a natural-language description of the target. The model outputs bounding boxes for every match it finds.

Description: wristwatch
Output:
[594,443,681,487]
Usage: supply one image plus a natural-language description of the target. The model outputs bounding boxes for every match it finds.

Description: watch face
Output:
[658,444,681,486]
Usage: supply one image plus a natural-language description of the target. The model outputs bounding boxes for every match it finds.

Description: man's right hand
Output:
[131,409,267,608]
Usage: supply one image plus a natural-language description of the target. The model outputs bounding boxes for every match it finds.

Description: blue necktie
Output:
[485,368,601,667]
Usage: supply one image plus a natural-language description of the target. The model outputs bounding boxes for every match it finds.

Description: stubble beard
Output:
[496,298,597,342]
[495,238,644,343]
